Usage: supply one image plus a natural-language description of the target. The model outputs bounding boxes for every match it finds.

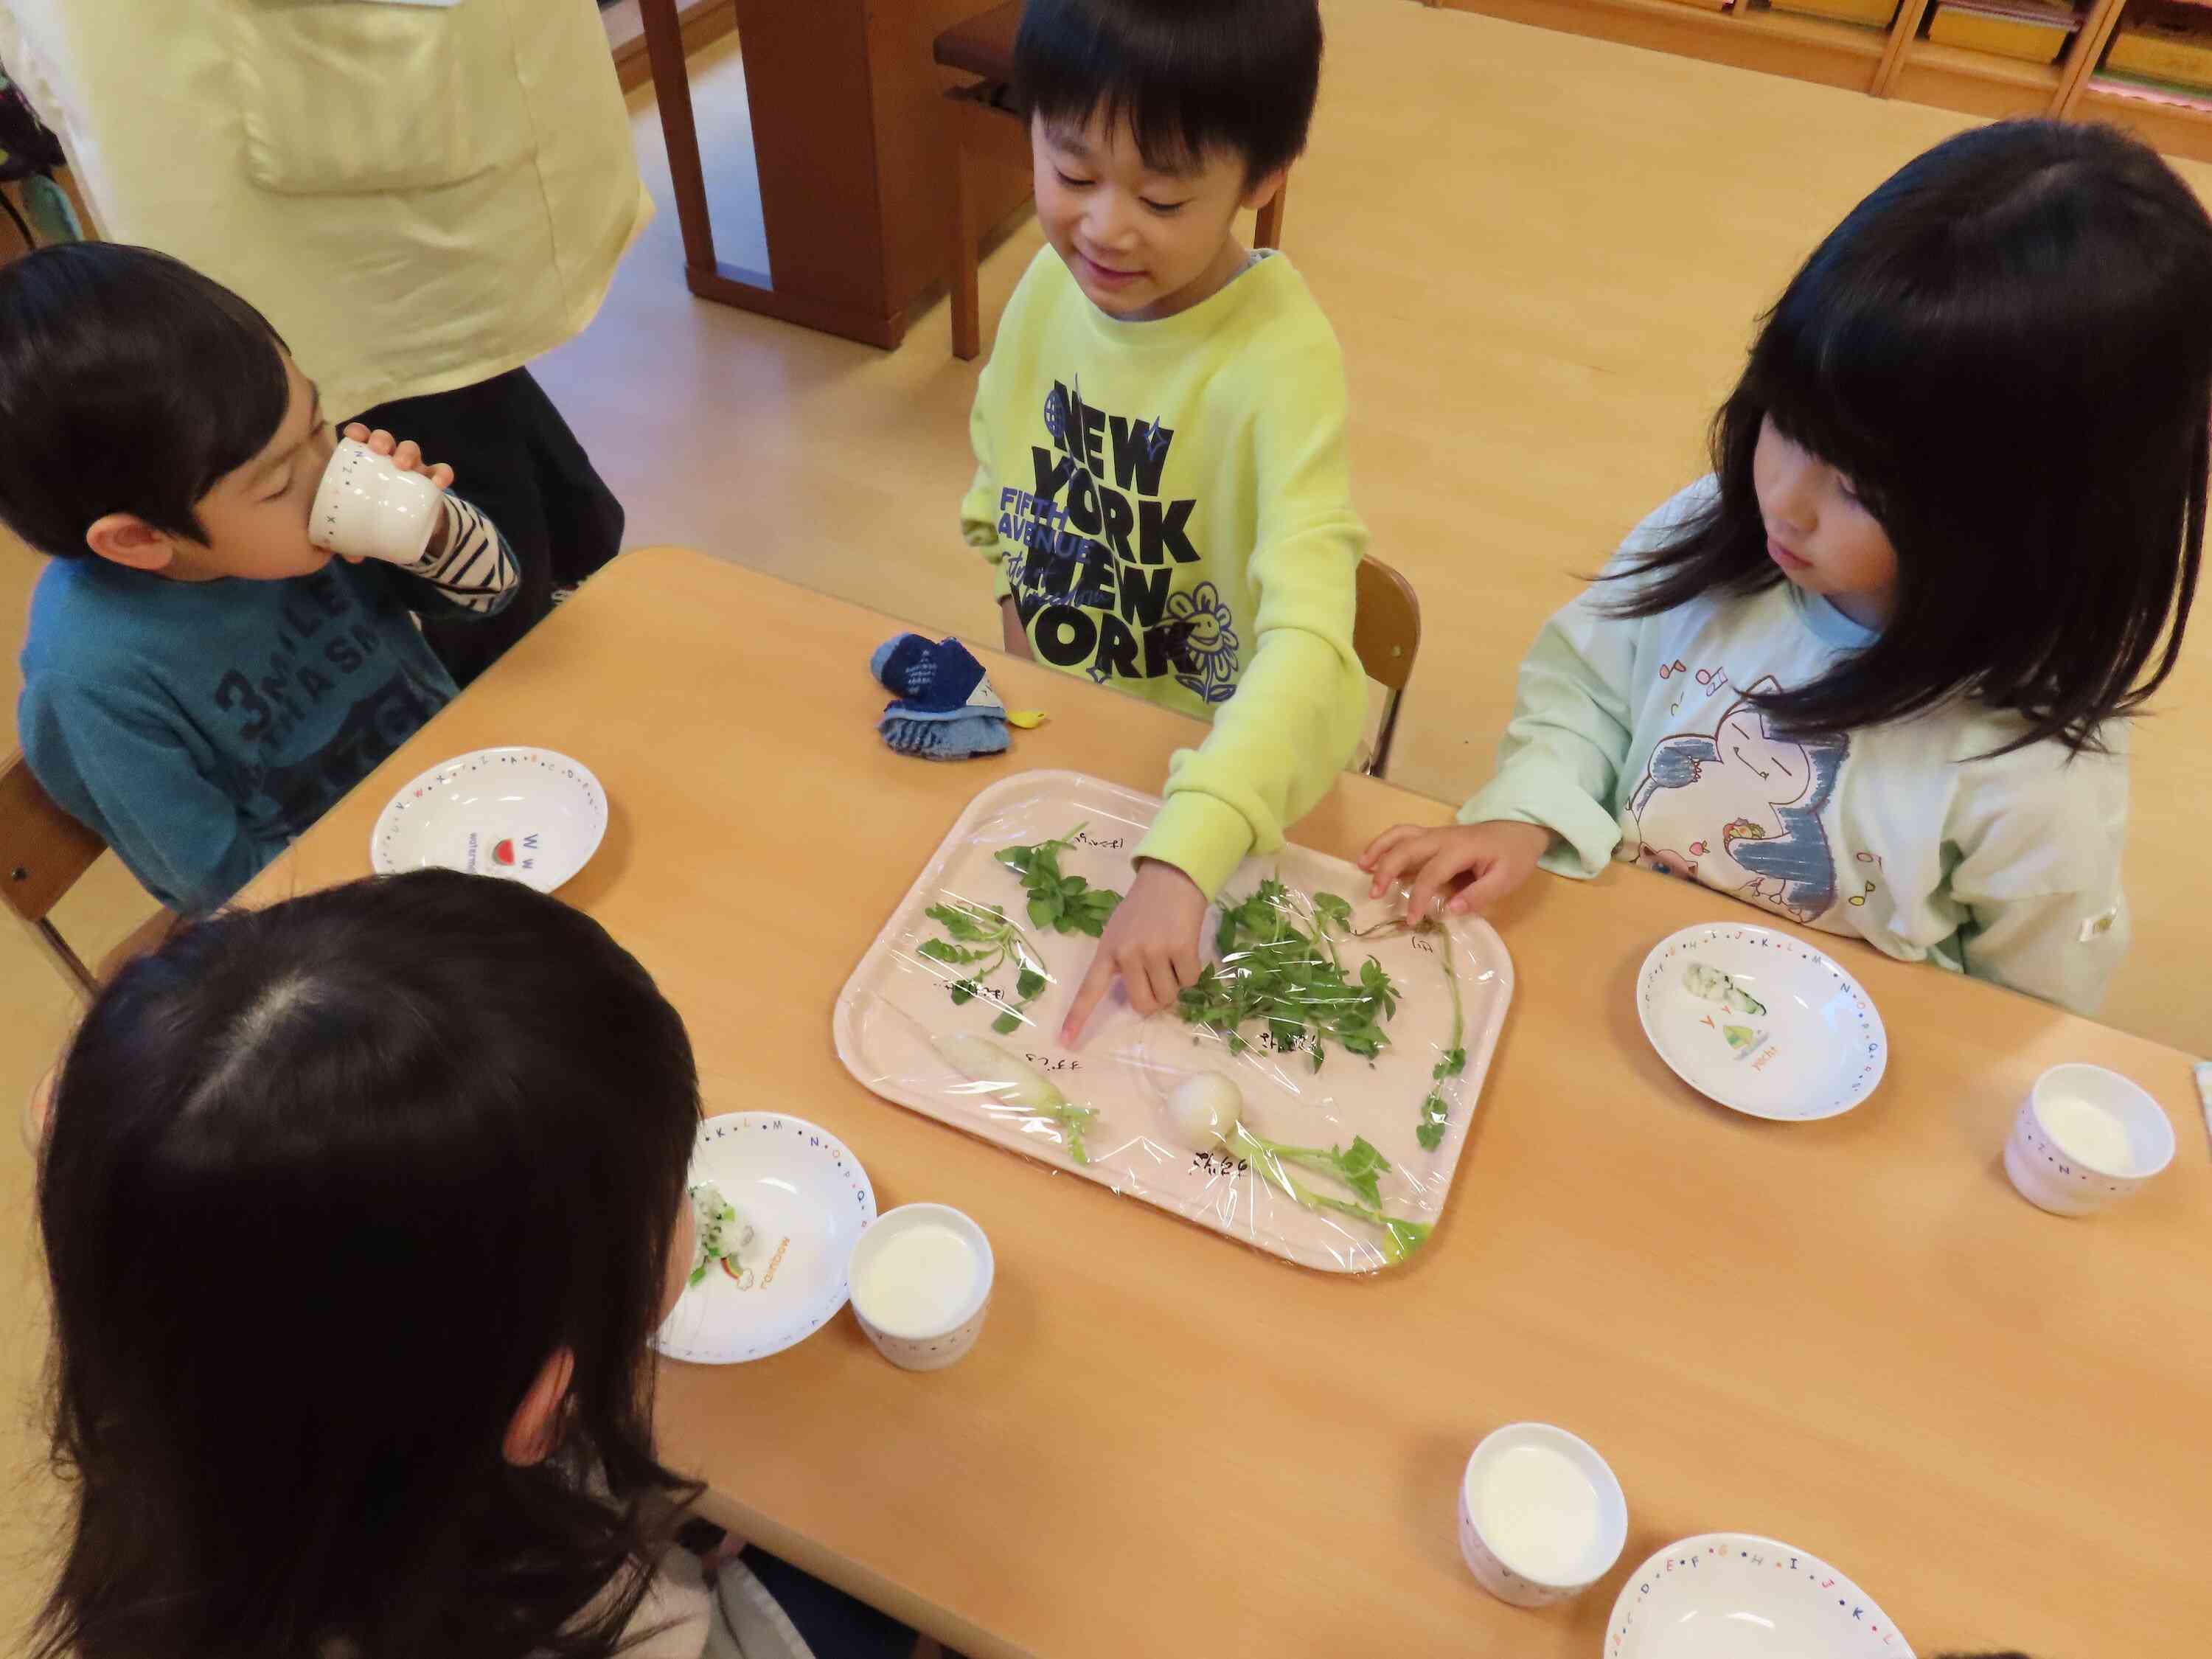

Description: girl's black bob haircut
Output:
[34,871,703,1659]
[1015,0,1324,182]
[1606,119,2212,757]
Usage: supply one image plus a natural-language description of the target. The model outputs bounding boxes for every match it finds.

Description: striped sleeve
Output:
[403,495,519,615]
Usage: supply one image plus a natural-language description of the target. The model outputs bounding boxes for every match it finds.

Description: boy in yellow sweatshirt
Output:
[961,0,1367,1042]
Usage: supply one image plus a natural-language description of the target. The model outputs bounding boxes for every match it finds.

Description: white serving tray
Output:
[832,771,1513,1273]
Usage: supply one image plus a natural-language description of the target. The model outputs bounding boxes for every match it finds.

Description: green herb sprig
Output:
[995,825,1124,937]
[917,900,1048,1034]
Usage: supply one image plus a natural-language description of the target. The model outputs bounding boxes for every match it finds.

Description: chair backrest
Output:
[1354,556,1420,692]
[1352,556,1420,779]
[2,748,107,998]
[933,1,1022,79]
[1,748,103,926]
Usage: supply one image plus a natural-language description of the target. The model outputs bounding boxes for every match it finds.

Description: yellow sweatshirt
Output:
[961,248,1367,897]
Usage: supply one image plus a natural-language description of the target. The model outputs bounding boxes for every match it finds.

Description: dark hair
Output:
[35,871,703,1659]
[1606,120,2212,756]
[1015,0,1323,182]
[0,242,292,559]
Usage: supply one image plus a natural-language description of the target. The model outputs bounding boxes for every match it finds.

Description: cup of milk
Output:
[2003,1063,2176,1217]
[1456,1422,1628,1607]
[847,1203,994,1371]
[309,437,447,566]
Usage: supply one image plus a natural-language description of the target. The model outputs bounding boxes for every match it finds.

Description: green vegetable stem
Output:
[1417,923,1468,1152]
[1036,1099,1099,1165]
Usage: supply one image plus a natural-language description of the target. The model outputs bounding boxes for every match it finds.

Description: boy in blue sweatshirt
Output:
[2,244,518,915]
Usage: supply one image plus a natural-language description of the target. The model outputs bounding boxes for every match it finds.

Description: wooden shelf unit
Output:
[2080,75,2212,145]
[1428,0,2212,161]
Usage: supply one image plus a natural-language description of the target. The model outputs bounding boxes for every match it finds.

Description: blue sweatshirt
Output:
[17,498,517,914]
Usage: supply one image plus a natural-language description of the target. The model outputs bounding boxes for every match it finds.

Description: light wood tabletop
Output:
[243,548,2212,1659]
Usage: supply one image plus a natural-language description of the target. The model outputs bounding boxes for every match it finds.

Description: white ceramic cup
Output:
[1456,1422,1629,1608]
[847,1203,993,1371]
[2003,1063,2176,1217]
[310,437,445,565]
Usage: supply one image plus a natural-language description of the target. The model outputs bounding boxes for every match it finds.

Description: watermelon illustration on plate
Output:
[493,838,517,866]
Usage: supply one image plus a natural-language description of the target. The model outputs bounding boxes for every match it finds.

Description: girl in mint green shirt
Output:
[1365,121,2212,1016]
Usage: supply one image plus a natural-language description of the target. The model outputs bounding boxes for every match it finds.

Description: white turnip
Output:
[1165,1071,1244,1151]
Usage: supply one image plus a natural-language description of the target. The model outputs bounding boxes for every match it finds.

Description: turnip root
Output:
[1165,1071,1243,1151]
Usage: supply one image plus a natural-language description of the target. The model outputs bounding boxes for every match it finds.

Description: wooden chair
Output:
[1353,555,1421,779]
[935,1,1289,361]
[1,748,106,998]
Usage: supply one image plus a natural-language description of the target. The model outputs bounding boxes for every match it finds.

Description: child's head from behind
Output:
[1627,119,2212,753]
[35,871,703,1659]
[1016,0,1321,320]
[0,242,338,581]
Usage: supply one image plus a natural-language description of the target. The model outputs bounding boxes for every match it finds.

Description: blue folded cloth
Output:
[871,634,1009,760]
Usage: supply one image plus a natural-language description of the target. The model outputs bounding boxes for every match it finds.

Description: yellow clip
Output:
[1006,709,1048,730]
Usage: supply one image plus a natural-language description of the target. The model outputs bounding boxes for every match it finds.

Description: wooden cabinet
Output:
[1431,0,2212,161]
[642,0,1032,348]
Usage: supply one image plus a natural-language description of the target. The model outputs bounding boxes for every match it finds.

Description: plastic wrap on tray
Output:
[833,771,1513,1273]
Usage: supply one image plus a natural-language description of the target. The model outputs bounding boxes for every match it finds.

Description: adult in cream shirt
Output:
[0,0,650,684]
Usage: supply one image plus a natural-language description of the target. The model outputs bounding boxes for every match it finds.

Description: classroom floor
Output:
[3,0,2208,1636]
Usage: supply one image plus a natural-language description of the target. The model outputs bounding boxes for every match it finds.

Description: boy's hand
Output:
[1000,597,1034,662]
[343,422,456,491]
[1062,859,1207,1046]
[1359,820,1554,926]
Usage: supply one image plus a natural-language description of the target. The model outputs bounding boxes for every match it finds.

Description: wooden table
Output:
[246,549,2212,1658]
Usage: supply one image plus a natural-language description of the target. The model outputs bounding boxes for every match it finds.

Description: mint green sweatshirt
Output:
[1464,479,2131,1015]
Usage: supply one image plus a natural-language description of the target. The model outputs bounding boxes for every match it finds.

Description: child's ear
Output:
[1241,168,1287,215]
[504,1347,576,1467]
[83,514,180,572]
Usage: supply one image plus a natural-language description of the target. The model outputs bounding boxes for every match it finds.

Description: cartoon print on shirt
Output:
[1657,658,1731,718]
[1164,581,1240,704]
[1627,676,1849,924]
[1848,849,1882,908]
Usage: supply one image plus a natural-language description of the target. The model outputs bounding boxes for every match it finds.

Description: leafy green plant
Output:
[918,900,1047,1034]
[1186,876,1472,1152]
[995,825,1124,937]
[1175,879,1397,1070]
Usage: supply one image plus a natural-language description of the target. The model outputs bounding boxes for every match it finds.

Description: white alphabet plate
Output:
[653,1113,878,1366]
[1636,923,1888,1121]
[369,747,607,894]
[1607,1533,1915,1657]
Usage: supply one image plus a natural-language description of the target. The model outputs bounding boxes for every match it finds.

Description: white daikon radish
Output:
[931,1032,1099,1164]
[1166,1071,1244,1151]
[931,1033,1062,1108]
